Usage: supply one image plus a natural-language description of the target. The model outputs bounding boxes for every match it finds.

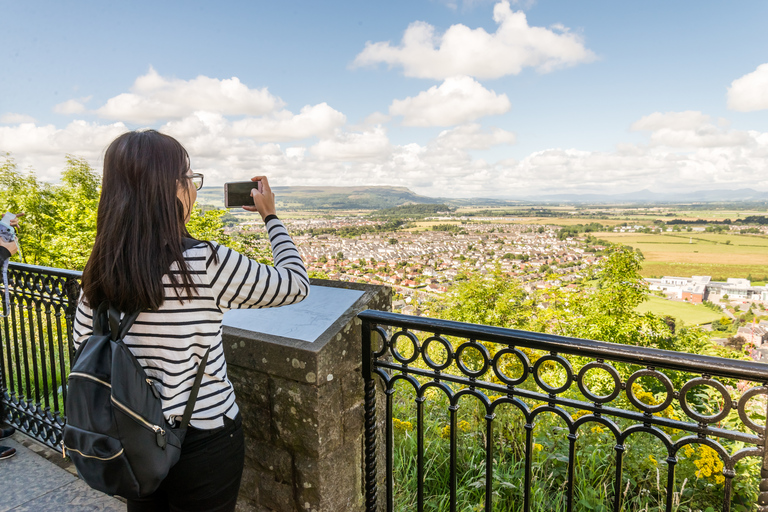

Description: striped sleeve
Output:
[72,301,93,351]
[207,217,310,311]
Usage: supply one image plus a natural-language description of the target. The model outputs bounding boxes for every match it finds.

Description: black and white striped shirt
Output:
[73,217,310,430]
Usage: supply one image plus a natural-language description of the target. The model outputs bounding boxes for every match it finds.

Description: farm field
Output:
[636,295,722,326]
[597,232,768,280]
[664,209,768,220]
[525,217,628,227]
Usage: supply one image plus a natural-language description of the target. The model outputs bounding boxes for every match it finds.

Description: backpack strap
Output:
[107,306,140,341]
[178,348,210,431]
[93,302,110,336]
[181,237,200,251]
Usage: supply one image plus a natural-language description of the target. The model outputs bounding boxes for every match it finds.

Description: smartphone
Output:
[224,181,259,208]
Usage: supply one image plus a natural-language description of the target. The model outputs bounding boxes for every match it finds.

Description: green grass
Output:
[640,262,768,281]
[597,232,768,280]
[636,295,722,326]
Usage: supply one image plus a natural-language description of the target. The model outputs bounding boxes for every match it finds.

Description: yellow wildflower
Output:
[440,420,472,439]
[571,410,589,421]
[392,418,413,432]
[691,445,724,485]
[631,383,660,407]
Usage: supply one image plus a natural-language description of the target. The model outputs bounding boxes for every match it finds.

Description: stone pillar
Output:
[223,279,391,512]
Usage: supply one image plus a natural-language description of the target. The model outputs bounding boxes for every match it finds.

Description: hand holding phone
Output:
[224,181,258,208]
[224,176,276,221]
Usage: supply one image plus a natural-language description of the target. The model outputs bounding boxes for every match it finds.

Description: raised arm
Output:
[208,175,309,311]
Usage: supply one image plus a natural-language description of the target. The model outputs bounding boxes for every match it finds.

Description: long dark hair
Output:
[82,130,198,312]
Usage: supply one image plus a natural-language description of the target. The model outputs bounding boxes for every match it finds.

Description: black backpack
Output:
[62,302,209,499]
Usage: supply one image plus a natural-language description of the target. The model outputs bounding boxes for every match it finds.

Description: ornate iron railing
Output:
[0,262,81,450]
[361,310,768,512]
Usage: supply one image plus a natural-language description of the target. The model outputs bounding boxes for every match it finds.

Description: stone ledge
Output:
[224,280,391,512]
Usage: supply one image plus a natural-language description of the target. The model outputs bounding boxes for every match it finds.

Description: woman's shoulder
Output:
[182,239,224,256]
[182,239,242,269]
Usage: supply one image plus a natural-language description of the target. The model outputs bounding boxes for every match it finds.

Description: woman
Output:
[73,130,309,512]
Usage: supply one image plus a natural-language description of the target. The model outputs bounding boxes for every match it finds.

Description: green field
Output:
[637,295,722,326]
[598,231,768,280]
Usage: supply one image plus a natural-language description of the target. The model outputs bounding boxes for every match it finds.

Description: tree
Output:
[0,154,100,269]
[436,246,674,350]
[48,156,101,269]
[571,246,672,348]
[440,268,534,330]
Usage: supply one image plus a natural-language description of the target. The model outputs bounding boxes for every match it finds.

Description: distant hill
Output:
[199,186,441,210]
[196,185,768,210]
[271,186,441,210]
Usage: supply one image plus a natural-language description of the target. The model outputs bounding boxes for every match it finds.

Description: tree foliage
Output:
[0,154,99,269]
[0,153,271,270]
[435,245,738,359]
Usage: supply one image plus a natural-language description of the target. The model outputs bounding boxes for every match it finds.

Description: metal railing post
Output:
[362,318,378,512]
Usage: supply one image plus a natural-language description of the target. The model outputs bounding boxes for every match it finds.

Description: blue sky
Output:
[2,0,768,198]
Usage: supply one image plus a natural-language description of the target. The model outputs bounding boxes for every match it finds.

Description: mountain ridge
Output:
[197,185,768,209]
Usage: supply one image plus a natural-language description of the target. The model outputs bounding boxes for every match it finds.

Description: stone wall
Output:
[223,279,391,512]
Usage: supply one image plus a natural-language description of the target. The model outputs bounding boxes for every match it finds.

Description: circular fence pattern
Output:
[455,341,490,378]
[678,377,732,424]
[577,361,622,404]
[532,354,573,395]
[492,347,530,386]
[421,335,453,371]
[390,330,421,365]
[738,386,768,435]
[625,369,674,414]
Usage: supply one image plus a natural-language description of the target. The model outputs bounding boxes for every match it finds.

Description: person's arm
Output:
[72,301,93,351]
[0,212,23,259]
[0,239,17,259]
[207,175,309,311]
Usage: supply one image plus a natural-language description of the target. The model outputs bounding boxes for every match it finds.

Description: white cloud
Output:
[4,112,767,197]
[353,0,595,79]
[94,67,282,123]
[0,120,127,179]
[434,0,499,11]
[434,123,516,149]
[231,103,346,142]
[631,111,751,148]
[0,113,36,124]
[362,112,392,126]
[389,76,511,126]
[54,97,90,115]
[727,63,768,112]
[631,111,712,132]
[3,82,768,199]
[310,126,392,161]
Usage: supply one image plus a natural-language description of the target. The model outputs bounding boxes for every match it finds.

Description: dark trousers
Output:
[127,414,244,512]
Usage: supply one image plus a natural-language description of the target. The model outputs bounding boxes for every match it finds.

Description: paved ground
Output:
[0,432,124,512]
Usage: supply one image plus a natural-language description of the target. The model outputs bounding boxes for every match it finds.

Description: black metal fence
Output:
[361,310,768,512]
[0,262,81,450]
